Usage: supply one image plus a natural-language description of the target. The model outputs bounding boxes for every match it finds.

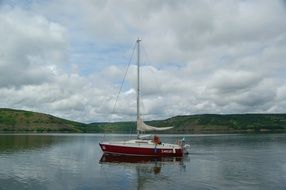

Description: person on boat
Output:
[153,135,161,144]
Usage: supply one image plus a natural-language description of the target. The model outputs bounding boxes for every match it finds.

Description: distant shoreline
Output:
[1,108,286,134]
[1,129,285,134]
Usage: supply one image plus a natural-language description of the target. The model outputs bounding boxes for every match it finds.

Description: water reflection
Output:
[1,134,284,189]
[99,154,189,189]
[0,134,64,153]
[0,134,101,190]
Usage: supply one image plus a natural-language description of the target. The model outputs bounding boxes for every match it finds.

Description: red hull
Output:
[99,143,183,157]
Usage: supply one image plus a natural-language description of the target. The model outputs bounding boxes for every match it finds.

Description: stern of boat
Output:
[177,138,191,154]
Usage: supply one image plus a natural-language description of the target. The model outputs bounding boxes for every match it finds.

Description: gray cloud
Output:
[209,70,262,94]
[0,0,286,122]
[0,7,67,87]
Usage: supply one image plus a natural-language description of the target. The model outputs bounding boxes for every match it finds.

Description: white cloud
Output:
[0,0,286,123]
[209,70,262,94]
[0,6,67,87]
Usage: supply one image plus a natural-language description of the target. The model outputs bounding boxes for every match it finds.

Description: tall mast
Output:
[136,38,141,137]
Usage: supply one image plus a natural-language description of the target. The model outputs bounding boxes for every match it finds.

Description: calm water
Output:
[0,133,285,190]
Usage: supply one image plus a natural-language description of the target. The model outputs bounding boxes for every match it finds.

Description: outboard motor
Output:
[178,137,191,154]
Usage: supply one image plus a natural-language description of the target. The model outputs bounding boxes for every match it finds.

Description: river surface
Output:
[0,133,285,190]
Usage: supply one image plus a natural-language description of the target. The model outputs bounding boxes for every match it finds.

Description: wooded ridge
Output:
[1,108,285,133]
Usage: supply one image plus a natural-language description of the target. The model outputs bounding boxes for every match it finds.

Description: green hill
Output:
[1,108,286,133]
[78,121,136,133]
[0,108,86,132]
[86,114,286,133]
[151,114,286,133]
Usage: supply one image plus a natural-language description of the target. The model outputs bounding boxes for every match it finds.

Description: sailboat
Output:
[99,39,190,157]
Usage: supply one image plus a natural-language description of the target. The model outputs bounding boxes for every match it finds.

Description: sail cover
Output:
[137,118,173,132]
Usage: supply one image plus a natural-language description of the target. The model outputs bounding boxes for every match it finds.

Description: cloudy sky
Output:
[0,0,286,123]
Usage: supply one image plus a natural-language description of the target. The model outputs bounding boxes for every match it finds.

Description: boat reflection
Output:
[99,154,188,174]
[100,153,184,163]
[99,154,189,189]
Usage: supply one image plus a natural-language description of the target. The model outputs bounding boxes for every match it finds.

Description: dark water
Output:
[0,133,285,190]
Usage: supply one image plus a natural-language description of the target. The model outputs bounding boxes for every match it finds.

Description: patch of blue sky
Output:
[141,45,185,69]
[0,0,41,9]
[67,40,136,76]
